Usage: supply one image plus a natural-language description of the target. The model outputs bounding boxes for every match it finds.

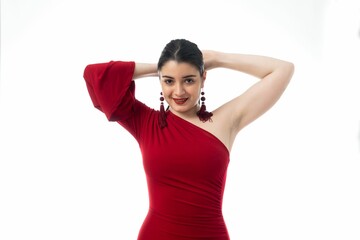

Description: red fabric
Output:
[84,61,230,239]
[83,61,136,121]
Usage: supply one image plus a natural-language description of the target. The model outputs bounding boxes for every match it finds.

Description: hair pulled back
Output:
[157,39,204,75]
[157,39,212,128]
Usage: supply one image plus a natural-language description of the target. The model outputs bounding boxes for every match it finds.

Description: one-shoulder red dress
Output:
[84,61,230,239]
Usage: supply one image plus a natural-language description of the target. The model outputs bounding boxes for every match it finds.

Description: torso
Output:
[137,109,230,239]
[170,108,235,153]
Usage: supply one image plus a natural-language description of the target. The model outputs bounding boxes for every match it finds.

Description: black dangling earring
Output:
[196,90,213,122]
[159,92,167,128]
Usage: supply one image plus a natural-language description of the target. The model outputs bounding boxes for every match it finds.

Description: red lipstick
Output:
[173,98,188,105]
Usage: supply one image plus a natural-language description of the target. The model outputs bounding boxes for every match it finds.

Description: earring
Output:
[159,92,167,128]
[197,90,213,122]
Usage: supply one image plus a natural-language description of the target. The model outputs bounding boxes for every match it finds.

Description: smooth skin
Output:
[159,61,205,118]
[133,50,294,152]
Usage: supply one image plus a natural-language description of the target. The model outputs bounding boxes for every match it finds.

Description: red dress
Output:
[84,61,230,239]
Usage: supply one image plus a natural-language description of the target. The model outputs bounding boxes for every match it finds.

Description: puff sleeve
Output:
[83,61,136,121]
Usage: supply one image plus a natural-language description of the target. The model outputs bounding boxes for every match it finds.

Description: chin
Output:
[170,105,188,113]
[169,103,197,114]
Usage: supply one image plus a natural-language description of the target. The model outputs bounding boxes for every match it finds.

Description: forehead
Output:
[160,61,199,76]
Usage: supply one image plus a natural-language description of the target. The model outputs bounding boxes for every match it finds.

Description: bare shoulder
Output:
[193,105,238,152]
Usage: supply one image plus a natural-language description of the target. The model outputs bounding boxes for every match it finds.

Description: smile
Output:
[173,98,188,105]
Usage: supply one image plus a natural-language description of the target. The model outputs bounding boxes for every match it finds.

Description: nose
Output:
[174,83,185,96]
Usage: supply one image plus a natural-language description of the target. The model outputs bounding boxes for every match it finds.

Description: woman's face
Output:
[159,60,206,117]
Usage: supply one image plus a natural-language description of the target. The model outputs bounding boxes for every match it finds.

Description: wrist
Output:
[203,50,223,70]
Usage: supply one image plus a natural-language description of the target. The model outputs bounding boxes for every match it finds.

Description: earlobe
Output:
[201,71,207,88]
[203,71,207,80]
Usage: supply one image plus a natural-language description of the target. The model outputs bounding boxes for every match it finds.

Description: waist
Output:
[150,207,225,224]
[137,208,230,239]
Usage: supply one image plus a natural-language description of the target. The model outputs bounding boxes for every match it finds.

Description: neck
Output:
[169,104,200,120]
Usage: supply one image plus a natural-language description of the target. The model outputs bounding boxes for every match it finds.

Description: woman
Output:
[83,39,294,239]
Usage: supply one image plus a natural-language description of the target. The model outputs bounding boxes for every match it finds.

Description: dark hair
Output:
[157,39,204,75]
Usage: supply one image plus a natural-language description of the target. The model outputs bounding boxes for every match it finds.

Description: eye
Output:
[184,78,195,84]
[163,79,173,85]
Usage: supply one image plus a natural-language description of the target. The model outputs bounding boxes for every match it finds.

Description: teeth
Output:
[174,98,187,104]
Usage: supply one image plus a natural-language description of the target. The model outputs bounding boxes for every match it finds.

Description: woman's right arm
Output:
[133,63,158,79]
[83,61,160,140]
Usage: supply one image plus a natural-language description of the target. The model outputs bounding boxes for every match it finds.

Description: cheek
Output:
[161,88,173,101]
[191,87,202,97]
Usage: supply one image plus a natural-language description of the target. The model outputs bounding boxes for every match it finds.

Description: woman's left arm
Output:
[203,50,294,133]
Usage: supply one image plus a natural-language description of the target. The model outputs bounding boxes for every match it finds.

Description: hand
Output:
[202,50,219,71]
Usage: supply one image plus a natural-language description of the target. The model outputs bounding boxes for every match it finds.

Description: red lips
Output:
[173,98,188,105]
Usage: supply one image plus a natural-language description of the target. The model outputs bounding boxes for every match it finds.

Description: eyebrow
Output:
[162,75,197,79]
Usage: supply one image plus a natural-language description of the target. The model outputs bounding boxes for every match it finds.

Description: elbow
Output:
[288,62,295,75]
[283,61,295,83]
[289,62,295,80]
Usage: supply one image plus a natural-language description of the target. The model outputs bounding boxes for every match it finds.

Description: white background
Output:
[1,0,360,239]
